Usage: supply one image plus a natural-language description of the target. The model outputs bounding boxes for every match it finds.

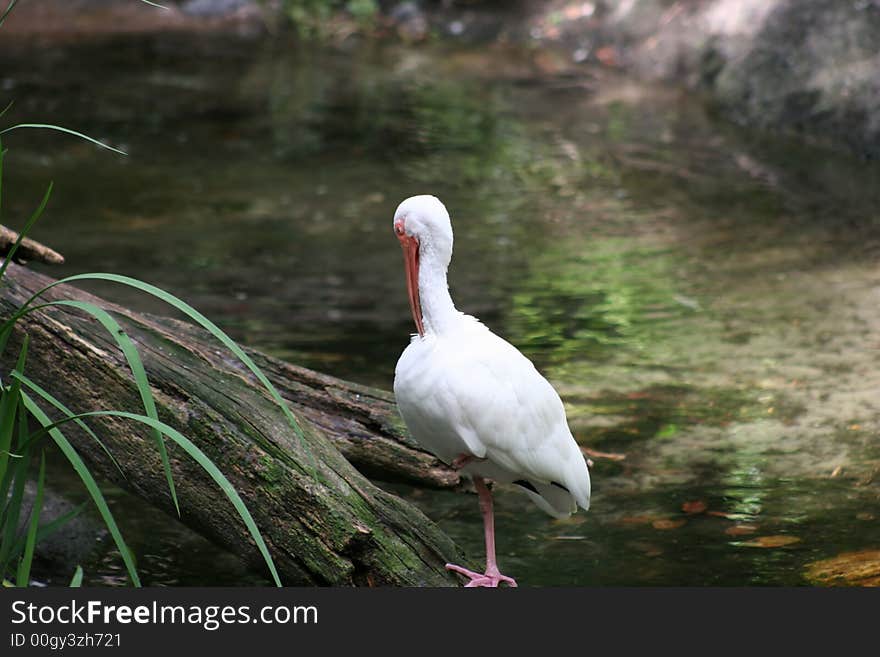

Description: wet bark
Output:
[0,263,466,586]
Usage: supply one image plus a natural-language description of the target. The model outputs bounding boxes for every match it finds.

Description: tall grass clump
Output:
[1,0,307,588]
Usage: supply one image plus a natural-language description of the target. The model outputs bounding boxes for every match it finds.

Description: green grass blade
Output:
[0,461,14,515]
[0,335,27,483]
[0,427,28,570]
[8,503,85,563]
[0,125,126,156]
[69,566,83,587]
[0,392,30,532]
[0,136,5,217]
[0,181,53,283]
[22,273,315,478]
[27,409,282,587]
[16,451,44,586]
[0,100,12,119]
[36,504,85,541]
[0,326,10,362]
[21,393,141,587]
[0,0,19,28]
[42,300,177,513]
[0,397,31,575]
[14,373,125,478]
[0,389,14,492]
[138,0,168,8]
[0,392,19,510]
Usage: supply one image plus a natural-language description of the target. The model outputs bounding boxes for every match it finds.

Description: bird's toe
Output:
[446,563,517,588]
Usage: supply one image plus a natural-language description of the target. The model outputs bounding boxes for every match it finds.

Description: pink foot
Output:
[446,563,517,588]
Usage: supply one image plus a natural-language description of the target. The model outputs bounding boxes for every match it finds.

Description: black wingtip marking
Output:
[513,479,539,494]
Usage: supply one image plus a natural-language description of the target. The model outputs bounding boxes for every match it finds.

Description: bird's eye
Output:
[394,224,405,236]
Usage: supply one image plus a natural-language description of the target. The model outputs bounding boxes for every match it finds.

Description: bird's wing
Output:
[394,326,590,513]
[440,330,590,505]
[394,337,489,463]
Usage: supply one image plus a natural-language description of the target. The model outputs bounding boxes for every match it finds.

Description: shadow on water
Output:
[2,31,880,585]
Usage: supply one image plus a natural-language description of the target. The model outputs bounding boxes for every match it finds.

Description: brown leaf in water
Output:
[682,500,707,515]
[652,519,686,530]
[725,524,758,536]
[738,535,801,548]
[805,550,880,587]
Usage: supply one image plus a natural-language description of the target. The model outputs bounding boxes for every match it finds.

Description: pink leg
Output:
[446,476,517,588]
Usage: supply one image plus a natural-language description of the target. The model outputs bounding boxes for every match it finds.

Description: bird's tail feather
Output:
[515,481,578,519]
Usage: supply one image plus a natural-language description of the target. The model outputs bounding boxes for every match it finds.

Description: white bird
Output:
[392,195,591,587]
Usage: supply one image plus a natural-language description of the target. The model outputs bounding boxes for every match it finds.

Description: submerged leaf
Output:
[652,518,686,530]
[724,524,758,537]
[737,535,800,548]
[805,550,880,587]
[681,500,707,515]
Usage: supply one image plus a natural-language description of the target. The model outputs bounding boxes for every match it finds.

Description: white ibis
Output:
[392,195,591,587]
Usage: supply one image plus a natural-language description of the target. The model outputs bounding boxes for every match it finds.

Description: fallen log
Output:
[0,226,65,265]
[0,263,467,586]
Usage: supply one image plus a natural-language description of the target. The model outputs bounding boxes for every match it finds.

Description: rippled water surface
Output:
[4,31,880,586]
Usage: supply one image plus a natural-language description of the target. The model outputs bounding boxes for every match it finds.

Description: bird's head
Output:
[393,195,453,264]
[392,195,454,337]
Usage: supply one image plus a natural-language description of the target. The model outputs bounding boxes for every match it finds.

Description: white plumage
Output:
[394,318,590,518]
[391,195,590,586]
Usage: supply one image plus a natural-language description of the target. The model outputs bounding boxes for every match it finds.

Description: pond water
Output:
[2,31,880,586]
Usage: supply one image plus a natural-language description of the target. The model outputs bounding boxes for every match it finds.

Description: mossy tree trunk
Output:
[0,263,467,586]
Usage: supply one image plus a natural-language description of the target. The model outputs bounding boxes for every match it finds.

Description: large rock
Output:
[708,1,880,158]
[531,0,880,157]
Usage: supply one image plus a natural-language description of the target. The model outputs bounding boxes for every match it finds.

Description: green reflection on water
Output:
[507,239,682,369]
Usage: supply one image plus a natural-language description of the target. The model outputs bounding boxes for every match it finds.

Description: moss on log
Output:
[0,263,467,586]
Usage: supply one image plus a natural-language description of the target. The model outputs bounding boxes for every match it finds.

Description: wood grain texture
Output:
[0,263,468,586]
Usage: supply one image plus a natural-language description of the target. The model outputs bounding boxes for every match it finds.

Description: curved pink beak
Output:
[396,226,424,337]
